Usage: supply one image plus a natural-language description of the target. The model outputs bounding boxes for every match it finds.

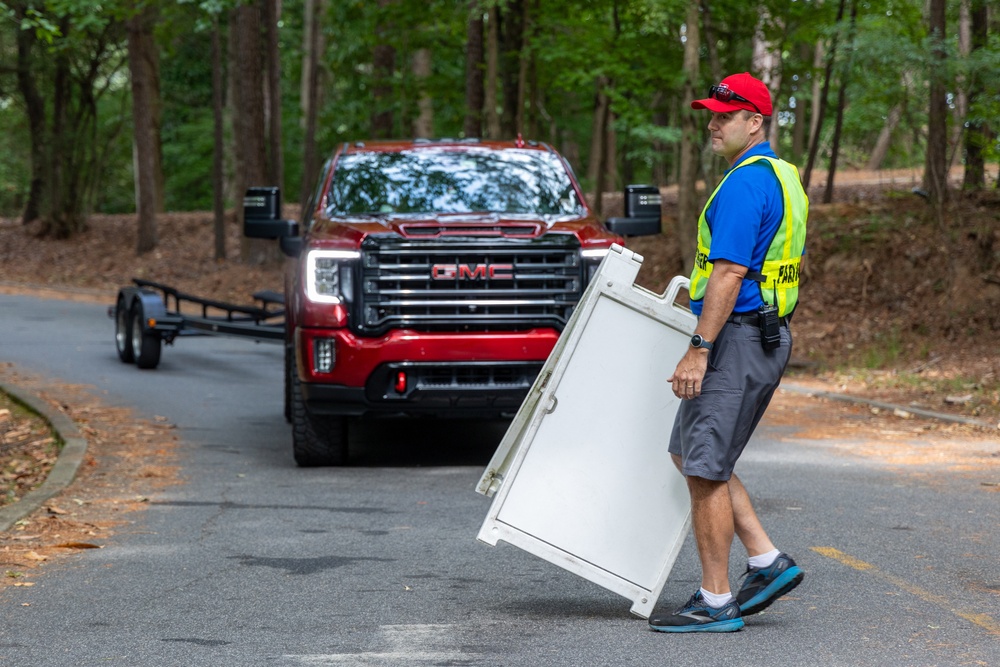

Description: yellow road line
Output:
[811,547,1000,635]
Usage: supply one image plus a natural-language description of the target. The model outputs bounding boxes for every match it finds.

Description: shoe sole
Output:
[649,618,745,633]
[739,566,803,616]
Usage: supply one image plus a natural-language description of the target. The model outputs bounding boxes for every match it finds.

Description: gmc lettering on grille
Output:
[431,264,514,280]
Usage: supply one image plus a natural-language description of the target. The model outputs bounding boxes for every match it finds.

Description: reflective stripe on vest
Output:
[689,155,808,317]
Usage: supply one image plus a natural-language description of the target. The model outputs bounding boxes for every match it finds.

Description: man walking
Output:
[649,72,808,633]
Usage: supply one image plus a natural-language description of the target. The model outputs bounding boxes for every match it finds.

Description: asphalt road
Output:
[1,293,998,666]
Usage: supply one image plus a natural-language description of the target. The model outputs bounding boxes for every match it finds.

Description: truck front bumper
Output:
[297,328,558,419]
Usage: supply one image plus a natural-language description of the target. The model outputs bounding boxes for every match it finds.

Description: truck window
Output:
[325,148,584,217]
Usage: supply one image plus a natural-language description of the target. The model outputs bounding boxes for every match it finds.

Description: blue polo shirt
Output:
[691,142,787,316]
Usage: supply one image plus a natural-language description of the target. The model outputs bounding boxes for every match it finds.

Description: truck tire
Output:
[289,368,348,466]
[115,295,135,363]
[130,302,162,369]
[283,343,293,424]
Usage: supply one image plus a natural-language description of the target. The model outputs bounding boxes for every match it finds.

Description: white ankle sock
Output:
[699,587,733,608]
[748,549,781,569]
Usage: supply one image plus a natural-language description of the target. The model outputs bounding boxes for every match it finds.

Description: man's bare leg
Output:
[729,473,776,558]
[687,475,735,594]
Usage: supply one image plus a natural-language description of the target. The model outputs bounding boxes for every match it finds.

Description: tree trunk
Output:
[586,76,610,217]
[515,0,532,136]
[484,5,501,139]
[15,5,46,225]
[301,0,316,127]
[527,21,539,140]
[924,0,949,207]
[804,0,847,191]
[602,1,620,191]
[701,1,722,83]
[824,0,857,204]
[791,43,810,163]
[371,0,396,138]
[865,103,903,171]
[651,100,668,187]
[128,2,161,254]
[212,14,227,261]
[231,2,272,264]
[463,1,484,138]
[962,0,988,190]
[752,11,782,148]
[808,40,824,166]
[949,0,971,170]
[499,0,523,138]
[300,0,325,210]
[676,0,701,272]
[604,110,618,192]
[412,48,434,138]
[263,0,283,189]
[45,17,74,238]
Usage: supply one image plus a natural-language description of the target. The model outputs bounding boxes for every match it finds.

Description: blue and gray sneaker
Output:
[648,591,744,633]
[736,552,804,616]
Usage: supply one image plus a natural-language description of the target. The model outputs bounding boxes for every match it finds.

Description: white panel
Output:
[495,295,689,587]
[476,245,698,618]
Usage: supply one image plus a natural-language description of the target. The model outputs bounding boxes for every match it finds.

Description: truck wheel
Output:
[130,303,162,369]
[115,296,135,363]
[289,369,348,466]
[283,343,293,424]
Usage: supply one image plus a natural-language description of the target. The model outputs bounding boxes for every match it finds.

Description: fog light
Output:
[313,338,335,373]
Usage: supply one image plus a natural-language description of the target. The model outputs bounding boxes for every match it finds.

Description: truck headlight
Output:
[581,248,610,283]
[305,249,360,304]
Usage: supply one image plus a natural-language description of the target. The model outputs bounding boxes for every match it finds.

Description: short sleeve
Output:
[703,167,769,269]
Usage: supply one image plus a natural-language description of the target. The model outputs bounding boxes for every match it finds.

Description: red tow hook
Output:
[394,371,407,394]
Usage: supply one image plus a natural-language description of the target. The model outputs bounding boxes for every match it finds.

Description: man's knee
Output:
[670,453,683,473]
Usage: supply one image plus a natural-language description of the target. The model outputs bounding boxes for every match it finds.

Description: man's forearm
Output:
[697,260,746,342]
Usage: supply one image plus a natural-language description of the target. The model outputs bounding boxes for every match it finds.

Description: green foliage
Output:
[0,0,998,223]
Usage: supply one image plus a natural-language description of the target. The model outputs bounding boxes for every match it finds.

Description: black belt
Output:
[727,312,791,327]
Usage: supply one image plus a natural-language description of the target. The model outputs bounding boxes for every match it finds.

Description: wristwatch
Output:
[690,334,714,351]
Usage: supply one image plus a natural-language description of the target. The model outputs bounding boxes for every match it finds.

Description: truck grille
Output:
[354,235,584,334]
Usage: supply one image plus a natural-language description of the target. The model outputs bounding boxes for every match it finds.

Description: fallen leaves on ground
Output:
[0,365,181,595]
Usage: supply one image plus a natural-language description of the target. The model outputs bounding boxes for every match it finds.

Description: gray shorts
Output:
[667,319,792,481]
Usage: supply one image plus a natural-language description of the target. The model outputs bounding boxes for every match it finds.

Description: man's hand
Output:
[669,258,747,400]
[668,347,710,399]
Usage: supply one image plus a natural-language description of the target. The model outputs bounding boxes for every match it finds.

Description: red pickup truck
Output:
[245,138,661,465]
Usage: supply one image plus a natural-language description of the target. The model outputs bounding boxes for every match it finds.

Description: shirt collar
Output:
[729,142,776,172]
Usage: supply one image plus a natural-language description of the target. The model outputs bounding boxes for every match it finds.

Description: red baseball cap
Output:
[691,72,773,116]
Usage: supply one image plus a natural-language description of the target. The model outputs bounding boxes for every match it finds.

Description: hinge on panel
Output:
[538,370,552,391]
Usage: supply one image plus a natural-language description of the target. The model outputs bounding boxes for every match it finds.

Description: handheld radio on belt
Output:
[746,270,782,351]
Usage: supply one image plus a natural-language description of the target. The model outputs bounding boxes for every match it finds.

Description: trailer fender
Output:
[122,288,166,369]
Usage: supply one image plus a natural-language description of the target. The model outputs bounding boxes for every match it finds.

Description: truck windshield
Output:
[326,148,585,216]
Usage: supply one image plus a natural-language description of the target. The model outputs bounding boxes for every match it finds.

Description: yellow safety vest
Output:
[689,155,808,317]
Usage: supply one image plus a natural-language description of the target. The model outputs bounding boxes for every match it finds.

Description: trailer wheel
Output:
[114,296,135,363]
[290,369,348,466]
[130,303,162,369]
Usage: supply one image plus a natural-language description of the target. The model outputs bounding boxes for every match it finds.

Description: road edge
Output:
[0,383,89,532]
[781,381,998,431]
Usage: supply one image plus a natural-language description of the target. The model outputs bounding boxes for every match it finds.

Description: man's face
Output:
[707,110,761,162]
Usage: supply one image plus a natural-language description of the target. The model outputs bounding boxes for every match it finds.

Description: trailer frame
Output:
[111,278,285,369]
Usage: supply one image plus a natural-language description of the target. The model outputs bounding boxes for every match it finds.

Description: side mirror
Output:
[244,186,298,240]
[605,185,661,237]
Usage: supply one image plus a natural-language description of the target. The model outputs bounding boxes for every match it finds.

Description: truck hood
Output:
[316,211,602,239]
